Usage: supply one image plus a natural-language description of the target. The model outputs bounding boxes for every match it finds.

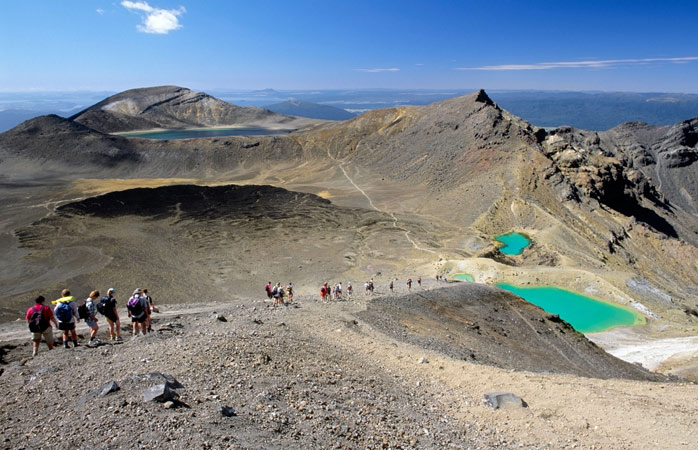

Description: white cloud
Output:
[96,8,105,15]
[455,56,698,71]
[121,1,185,34]
[355,68,400,73]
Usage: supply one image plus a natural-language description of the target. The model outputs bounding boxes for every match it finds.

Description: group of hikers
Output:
[320,281,352,301]
[264,282,294,305]
[25,287,157,356]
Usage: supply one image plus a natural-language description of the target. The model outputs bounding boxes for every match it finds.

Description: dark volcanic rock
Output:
[143,383,179,403]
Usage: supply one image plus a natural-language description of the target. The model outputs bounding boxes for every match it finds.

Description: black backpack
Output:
[28,306,49,332]
[97,296,110,316]
[77,303,89,320]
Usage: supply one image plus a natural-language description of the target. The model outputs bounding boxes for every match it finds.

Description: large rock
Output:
[143,383,179,403]
[484,392,528,410]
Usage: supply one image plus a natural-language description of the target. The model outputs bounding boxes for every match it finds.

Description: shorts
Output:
[58,322,75,331]
[131,315,146,323]
[85,317,98,328]
[105,316,117,324]
[32,327,53,344]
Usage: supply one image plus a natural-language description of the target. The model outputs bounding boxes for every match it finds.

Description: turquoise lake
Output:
[452,273,474,282]
[495,232,531,255]
[497,283,642,333]
[122,128,291,140]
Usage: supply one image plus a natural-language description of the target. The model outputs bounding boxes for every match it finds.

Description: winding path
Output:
[334,154,436,254]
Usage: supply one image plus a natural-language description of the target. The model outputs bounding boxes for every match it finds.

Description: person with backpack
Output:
[346,282,353,299]
[98,288,122,341]
[143,288,157,332]
[82,290,100,344]
[52,289,79,348]
[265,281,273,300]
[286,282,294,302]
[127,288,148,336]
[406,278,413,292]
[26,295,59,357]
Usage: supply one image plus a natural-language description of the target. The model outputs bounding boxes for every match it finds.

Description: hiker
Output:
[417,276,422,288]
[272,283,281,305]
[406,278,412,292]
[364,281,370,296]
[127,288,149,336]
[320,283,327,302]
[389,279,394,293]
[143,288,158,332]
[265,281,273,300]
[335,282,342,300]
[98,288,122,341]
[274,283,284,305]
[26,295,59,356]
[83,290,100,344]
[346,282,353,298]
[369,279,375,295]
[286,282,294,301]
[52,289,79,348]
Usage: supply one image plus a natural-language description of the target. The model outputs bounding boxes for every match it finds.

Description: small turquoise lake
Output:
[121,128,291,140]
[497,283,643,333]
[495,232,531,255]
[452,273,474,282]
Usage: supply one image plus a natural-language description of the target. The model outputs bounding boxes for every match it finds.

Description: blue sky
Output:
[1,1,697,92]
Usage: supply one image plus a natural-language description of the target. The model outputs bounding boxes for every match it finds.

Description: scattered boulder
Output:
[483,392,528,410]
[217,405,236,417]
[142,372,184,389]
[418,357,429,364]
[100,381,120,397]
[143,384,179,403]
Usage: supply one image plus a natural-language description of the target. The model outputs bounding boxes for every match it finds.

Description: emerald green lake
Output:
[497,283,642,333]
[122,128,291,140]
[452,273,474,282]
[495,232,531,255]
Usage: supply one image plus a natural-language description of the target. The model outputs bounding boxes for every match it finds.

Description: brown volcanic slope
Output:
[8,184,440,308]
[1,89,698,339]
[70,85,320,133]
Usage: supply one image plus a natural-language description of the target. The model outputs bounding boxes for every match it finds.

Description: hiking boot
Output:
[63,342,70,349]
[115,336,123,342]
[72,341,79,348]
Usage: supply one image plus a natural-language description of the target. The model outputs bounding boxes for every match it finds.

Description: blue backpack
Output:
[55,302,73,323]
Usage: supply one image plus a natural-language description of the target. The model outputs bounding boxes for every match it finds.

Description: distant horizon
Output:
[2,2,698,93]
[2,86,698,96]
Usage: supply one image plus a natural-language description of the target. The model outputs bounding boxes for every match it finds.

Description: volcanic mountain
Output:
[69,85,321,133]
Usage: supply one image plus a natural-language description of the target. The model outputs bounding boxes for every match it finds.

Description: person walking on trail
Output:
[52,289,79,348]
[346,282,353,299]
[127,288,148,336]
[26,295,59,357]
[320,283,328,302]
[417,276,422,288]
[265,281,273,300]
[389,279,394,293]
[84,290,101,344]
[143,288,157,332]
[98,288,122,341]
[364,281,370,296]
[406,278,413,292]
[286,283,294,301]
